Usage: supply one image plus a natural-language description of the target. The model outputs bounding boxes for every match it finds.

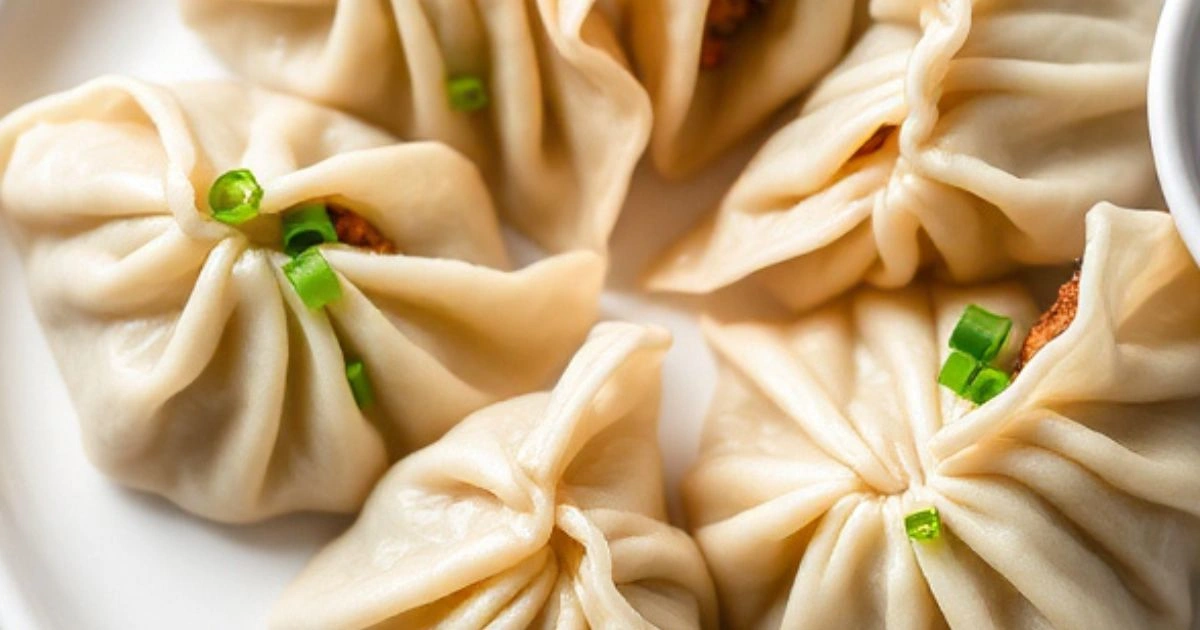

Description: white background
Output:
[0,0,775,628]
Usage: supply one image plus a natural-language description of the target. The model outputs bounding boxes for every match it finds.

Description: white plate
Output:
[0,0,764,628]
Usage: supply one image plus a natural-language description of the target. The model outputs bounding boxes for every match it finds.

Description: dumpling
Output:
[0,77,604,523]
[684,204,1200,629]
[180,0,653,253]
[617,0,856,177]
[270,322,718,630]
[649,0,1163,311]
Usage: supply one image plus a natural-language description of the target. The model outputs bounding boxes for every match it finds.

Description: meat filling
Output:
[328,206,397,255]
[701,0,773,69]
[1015,269,1080,374]
[852,126,895,159]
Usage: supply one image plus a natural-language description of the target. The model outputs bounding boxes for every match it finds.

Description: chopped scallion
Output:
[282,203,338,258]
[937,350,981,395]
[939,305,1016,405]
[905,507,941,542]
[282,248,341,310]
[345,360,374,409]
[446,75,489,112]
[950,305,1013,363]
[208,169,263,226]
[965,366,1010,405]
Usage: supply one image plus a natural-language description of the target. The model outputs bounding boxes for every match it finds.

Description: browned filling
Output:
[1015,270,1080,374]
[328,205,397,255]
[852,126,896,159]
[700,0,773,69]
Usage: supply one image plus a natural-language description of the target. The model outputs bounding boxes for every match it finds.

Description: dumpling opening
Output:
[1015,268,1081,375]
[327,203,398,254]
[851,125,896,160]
[203,168,400,255]
[243,200,400,256]
[273,198,398,256]
[700,0,775,69]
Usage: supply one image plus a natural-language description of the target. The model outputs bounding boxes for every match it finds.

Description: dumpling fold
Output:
[181,0,653,253]
[649,0,1164,311]
[615,0,857,177]
[271,322,718,630]
[0,77,603,523]
[685,204,1200,629]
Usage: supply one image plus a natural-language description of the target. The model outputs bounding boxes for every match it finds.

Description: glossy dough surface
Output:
[650,0,1164,311]
[181,0,653,253]
[271,323,718,630]
[685,205,1200,629]
[617,0,856,176]
[0,77,603,523]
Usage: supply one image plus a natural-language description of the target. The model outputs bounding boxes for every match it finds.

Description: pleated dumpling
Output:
[0,77,604,523]
[618,0,856,177]
[684,205,1200,629]
[650,0,1163,311]
[271,323,718,630]
[180,0,652,253]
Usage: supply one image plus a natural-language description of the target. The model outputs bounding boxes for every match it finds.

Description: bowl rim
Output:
[1150,0,1200,266]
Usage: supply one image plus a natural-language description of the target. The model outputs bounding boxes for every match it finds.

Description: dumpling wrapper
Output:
[616,0,856,177]
[649,0,1163,311]
[180,0,653,253]
[684,204,1200,629]
[270,322,718,630]
[0,77,604,523]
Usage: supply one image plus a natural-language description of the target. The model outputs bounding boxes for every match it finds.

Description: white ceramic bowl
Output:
[1150,0,1200,265]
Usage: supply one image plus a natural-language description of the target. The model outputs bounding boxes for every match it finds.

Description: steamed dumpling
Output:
[180,0,652,253]
[649,0,1163,311]
[271,323,718,630]
[685,205,1200,629]
[618,0,856,177]
[0,77,604,523]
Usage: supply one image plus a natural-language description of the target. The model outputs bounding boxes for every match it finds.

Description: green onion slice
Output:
[345,360,375,409]
[208,169,263,226]
[905,507,941,542]
[282,203,338,258]
[949,305,1013,363]
[446,75,489,112]
[282,248,342,310]
[937,350,981,395]
[965,366,1010,405]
